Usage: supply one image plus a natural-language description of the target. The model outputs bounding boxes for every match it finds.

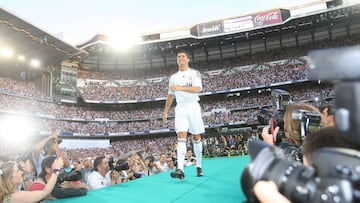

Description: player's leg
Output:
[171,105,188,179]
[189,102,205,177]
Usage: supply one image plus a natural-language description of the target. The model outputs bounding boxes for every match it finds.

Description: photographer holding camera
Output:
[87,155,122,189]
[261,103,320,162]
[252,126,355,203]
[33,130,69,175]
[242,47,360,203]
[29,155,88,200]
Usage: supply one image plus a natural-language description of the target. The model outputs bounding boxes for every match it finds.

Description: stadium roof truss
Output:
[0,7,87,68]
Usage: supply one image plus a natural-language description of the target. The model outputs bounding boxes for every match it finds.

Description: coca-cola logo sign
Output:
[253,10,282,27]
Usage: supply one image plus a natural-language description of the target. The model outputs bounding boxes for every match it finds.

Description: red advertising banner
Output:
[252,9,283,27]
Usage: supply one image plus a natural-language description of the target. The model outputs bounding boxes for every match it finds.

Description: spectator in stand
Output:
[79,157,94,184]
[166,156,176,171]
[184,149,196,167]
[0,158,63,203]
[155,154,168,172]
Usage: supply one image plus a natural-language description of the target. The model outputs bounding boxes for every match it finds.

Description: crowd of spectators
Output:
[78,35,360,81]
[77,59,308,101]
[0,85,333,135]
[0,33,357,185]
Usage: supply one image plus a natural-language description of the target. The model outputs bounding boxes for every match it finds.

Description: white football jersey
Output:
[168,68,202,103]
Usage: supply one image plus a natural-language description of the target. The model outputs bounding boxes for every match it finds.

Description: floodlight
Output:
[0,115,36,145]
[18,55,25,61]
[30,59,40,68]
[0,47,14,58]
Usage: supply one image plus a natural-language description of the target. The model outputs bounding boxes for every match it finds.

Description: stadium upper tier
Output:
[75,33,360,103]
[0,78,333,136]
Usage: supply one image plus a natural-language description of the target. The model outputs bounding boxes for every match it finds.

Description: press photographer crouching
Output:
[29,155,88,201]
[241,47,360,203]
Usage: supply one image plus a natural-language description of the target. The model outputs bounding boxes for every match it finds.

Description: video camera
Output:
[257,89,290,144]
[241,47,360,202]
[292,109,322,141]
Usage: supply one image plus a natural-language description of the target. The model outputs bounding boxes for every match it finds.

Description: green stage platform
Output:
[52,156,250,203]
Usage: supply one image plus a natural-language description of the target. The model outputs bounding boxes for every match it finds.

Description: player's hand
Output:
[163,113,168,123]
[170,85,181,91]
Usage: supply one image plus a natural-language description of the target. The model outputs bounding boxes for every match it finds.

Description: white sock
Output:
[177,138,187,172]
[193,139,203,168]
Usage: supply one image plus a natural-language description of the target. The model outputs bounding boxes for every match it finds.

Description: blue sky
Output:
[0,0,318,44]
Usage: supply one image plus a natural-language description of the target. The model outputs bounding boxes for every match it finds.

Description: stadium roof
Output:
[0,7,87,67]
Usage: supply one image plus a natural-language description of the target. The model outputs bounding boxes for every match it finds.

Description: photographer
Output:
[261,103,320,162]
[87,155,121,189]
[144,155,162,176]
[302,126,355,166]
[253,127,355,203]
[29,155,88,200]
[33,130,70,175]
[320,104,335,127]
[16,150,37,191]
[242,47,360,203]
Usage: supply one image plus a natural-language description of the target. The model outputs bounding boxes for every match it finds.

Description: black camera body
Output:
[56,169,82,184]
[241,47,360,203]
[292,109,322,141]
[257,89,290,144]
[109,157,130,179]
[241,140,359,203]
[113,162,129,172]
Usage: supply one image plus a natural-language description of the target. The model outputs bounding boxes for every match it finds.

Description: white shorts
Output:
[175,102,205,135]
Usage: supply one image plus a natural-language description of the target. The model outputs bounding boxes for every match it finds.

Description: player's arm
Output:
[170,85,201,93]
[171,70,202,93]
[163,94,174,123]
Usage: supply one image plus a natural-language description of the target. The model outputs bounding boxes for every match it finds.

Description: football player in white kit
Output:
[163,50,205,180]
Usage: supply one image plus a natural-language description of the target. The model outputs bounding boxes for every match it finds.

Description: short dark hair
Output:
[321,104,334,115]
[302,127,353,164]
[146,155,155,163]
[93,156,105,171]
[177,50,189,57]
[18,149,37,176]
[39,155,57,179]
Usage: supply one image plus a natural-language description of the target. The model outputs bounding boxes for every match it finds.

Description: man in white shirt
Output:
[87,156,119,189]
[155,154,168,172]
[163,50,205,180]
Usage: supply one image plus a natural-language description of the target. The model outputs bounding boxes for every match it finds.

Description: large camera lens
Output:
[241,140,316,202]
[113,162,129,172]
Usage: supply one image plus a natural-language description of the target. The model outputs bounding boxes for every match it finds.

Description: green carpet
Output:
[52,156,250,203]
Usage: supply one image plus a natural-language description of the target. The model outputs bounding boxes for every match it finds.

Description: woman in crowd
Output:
[0,158,63,203]
[29,155,88,200]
